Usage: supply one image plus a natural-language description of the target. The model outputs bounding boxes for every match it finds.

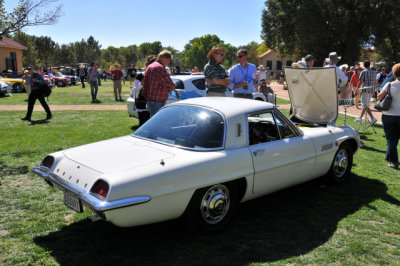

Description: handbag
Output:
[374,83,392,111]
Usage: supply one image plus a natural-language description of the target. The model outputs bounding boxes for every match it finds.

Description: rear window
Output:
[172,78,184,89]
[192,78,205,90]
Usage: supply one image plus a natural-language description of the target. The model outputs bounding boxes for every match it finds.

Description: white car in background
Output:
[127,74,267,118]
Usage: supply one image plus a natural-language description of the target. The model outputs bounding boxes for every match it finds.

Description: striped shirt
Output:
[142,59,175,102]
[359,68,376,92]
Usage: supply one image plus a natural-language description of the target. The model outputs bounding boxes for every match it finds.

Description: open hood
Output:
[285,67,338,124]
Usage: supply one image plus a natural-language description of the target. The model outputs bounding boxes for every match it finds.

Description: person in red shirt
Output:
[111,64,124,101]
[350,66,362,109]
[142,50,179,117]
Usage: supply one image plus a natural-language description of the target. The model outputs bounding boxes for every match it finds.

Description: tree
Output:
[12,31,38,66]
[138,42,162,59]
[86,36,101,63]
[257,43,269,56]
[261,0,378,66]
[0,0,62,37]
[372,0,400,67]
[35,36,55,66]
[120,45,138,68]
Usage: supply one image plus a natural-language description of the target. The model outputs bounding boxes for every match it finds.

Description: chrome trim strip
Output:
[32,166,151,212]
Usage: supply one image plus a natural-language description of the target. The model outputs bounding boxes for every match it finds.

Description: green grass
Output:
[0,79,133,105]
[0,94,399,265]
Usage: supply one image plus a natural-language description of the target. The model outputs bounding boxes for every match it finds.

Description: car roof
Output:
[170,97,274,117]
[171,74,204,81]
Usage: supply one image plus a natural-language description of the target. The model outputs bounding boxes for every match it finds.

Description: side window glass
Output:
[273,113,296,139]
[248,111,280,145]
[192,78,206,90]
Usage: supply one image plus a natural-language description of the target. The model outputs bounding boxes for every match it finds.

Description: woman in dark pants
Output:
[377,63,400,169]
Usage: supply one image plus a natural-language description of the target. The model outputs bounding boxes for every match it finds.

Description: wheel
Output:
[12,83,24,93]
[326,142,353,184]
[183,183,237,234]
[57,81,63,87]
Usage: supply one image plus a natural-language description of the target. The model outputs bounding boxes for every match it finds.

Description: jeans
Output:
[80,76,85,88]
[147,100,166,117]
[90,80,98,101]
[382,114,400,164]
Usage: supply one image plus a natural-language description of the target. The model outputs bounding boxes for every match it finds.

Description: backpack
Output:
[41,82,52,98]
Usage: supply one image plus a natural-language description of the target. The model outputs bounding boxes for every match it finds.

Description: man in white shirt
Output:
[324,52,348,88]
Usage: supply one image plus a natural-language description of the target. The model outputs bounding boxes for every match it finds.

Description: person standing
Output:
[324,52,348,88]
[377,63,400,169]
[23,69,31,99]
[79,67,86,88]
[204,45,231,97]
[111,64,124,101]
[21,66,52,122]
[87,62,100,103]
[129,64,137,88]
[228,49,257,99]
[142,50,178,117]
[350,66,362,109]
[355,60,377,124]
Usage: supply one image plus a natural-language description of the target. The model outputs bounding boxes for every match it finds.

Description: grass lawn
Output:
[0,93,399,264]
[0,79,133,106]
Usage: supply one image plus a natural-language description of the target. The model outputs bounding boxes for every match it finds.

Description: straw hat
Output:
[207,45,226,59]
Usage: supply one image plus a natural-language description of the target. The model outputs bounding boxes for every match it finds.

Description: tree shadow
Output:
[34,174,400,265]
[0,160,29,175]
[361,145,386,154]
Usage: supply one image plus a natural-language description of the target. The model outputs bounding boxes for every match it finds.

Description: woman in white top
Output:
[377,63,400,169]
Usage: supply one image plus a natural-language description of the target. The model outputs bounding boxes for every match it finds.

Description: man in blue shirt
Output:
[21,66,52,122]
[229,49,258,99]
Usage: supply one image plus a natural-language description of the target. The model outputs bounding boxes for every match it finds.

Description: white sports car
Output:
[33,68,360,233]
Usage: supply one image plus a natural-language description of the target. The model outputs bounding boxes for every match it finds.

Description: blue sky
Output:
[5,0,266,51]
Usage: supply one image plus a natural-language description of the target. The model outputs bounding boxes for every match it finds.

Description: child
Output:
[131,73,150,126]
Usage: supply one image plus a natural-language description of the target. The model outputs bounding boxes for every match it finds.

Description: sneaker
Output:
[21,117,31,122]
[370,118,377,124]
[354,118,362,123]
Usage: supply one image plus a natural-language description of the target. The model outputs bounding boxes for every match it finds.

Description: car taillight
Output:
[42,156,54,169]
[90,180,109,199]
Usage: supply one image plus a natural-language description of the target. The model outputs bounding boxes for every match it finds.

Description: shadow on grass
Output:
[34,174,400,265]
[0,161,29,175]
[29,119,50,125]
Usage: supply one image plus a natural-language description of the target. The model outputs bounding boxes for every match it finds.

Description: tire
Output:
[12,83,24,93]
[326,142,353,184]
[183,183,237,234]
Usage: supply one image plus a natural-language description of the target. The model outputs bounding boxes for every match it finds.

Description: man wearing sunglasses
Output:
[204,45,231,97]
[228,49,258,99]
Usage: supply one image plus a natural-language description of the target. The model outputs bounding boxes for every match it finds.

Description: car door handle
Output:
[253,149,265,156]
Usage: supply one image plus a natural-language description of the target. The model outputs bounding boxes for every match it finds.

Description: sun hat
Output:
[207,45,226,59]
[325,52,341,64]
[258,65,265,70]
[304,54,315,62]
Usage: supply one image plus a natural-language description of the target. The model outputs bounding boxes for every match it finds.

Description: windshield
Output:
[134,105,225,149]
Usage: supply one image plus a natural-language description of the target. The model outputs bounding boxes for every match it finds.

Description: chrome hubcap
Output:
[334,149,348,177]
[200,185,230,224]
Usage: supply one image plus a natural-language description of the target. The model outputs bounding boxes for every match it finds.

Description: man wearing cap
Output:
[324,52,348,88]
[111,64,124,101]
[204,45,231,97]
[21,66,52,122]
[142,50,178,116]
[228,49,258,99]
[355,60,377,124]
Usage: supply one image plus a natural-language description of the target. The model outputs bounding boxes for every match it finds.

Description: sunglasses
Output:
[237,54,245,59]
[215,52,224,57]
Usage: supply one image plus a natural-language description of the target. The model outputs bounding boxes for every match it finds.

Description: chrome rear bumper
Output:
[32,166,151,212]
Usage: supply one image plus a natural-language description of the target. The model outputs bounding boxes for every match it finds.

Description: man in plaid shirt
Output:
[355,60,377,124]
[143,50,178,117]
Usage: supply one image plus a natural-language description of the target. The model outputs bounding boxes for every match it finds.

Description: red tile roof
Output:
[0,36,28,50]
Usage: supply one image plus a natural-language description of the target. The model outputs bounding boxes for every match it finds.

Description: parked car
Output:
[0,78,25,93]
[0,81,12,96]
[49,72,71,87]
[44,76,55,88]
[127,74,266,118]
[63,67,80,85]
[33,67,360,233]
